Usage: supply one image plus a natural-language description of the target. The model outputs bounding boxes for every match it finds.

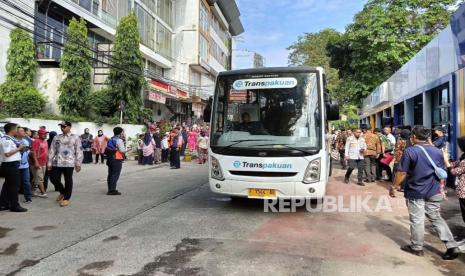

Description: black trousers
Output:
[338,150,346,168]
[345,159,365,182]
[170,149,181,168]
[50,167,74,200]
[162,149,169,162]
[460,198,465,224]
[95,154,105,164]
[82,151,93,164]
[107,159,122,192]
[0,161,21,209]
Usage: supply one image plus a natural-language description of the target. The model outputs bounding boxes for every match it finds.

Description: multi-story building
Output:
[0,0,243,123]
[172,0,243,119]
[232,49,265,70]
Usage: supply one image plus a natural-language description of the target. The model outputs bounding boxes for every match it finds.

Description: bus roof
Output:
[218,66,323,77]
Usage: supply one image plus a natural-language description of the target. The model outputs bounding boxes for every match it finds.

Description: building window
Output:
[199,34,209,62]
[191,70,201,86]
[136,4,155,50]
[141,0,156,14]
[157,21,172,59]
[35,5,66,61]
[395,103,404,126]
[432,84,450,129]
[157,0,173,26]
[147,60,164,77]
[200,2,209,33]
[413,94,423,126]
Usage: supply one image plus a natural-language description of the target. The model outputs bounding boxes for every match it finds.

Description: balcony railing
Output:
[61,0,117,29]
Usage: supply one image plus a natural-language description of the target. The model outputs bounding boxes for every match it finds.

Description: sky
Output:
[234,0,367,68]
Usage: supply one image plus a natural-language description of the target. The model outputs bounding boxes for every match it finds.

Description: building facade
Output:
[0,0,243,123]
[172,0,243,120]
[360,4,465,159]
[232,49,265,70]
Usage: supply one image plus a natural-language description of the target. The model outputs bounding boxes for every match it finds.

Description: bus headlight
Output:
[303,158,321,184]
[211,156,225,181]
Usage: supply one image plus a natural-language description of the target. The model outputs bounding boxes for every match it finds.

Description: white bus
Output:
[207,67,339,199]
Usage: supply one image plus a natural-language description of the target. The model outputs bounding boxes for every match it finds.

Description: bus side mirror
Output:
[326,101,340,121]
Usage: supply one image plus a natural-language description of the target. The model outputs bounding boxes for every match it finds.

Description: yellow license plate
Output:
[248,188,276,198]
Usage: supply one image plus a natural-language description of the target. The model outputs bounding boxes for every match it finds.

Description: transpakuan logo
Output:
[233,78,297,90]
[233,161,293,170]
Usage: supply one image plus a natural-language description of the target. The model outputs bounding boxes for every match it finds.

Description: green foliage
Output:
[327,0,456,104]
[108,12,147,124]
[87,88,116,117]
[0,81,46,117]
[288,28,342,101]
[6,28,37,84]
[331,105,359,130]
[58,17,92,117]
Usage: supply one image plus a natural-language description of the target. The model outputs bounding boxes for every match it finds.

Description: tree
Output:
[0,27,45,117]
[5,27,37,83]
[288,29,343,101]
[108,12,148,123]
[58,17,92,116]
[328,0,456,104]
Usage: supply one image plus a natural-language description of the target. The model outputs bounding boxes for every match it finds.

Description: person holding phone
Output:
[0,123,28,212]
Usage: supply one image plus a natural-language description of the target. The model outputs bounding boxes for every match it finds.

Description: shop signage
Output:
[147,91,166,104]
[177,89,189,99]
[150,80,169,93]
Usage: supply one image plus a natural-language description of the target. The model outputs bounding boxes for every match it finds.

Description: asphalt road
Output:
[0,161,464,276]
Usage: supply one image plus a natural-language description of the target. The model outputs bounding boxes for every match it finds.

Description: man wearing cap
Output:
[32,129,49,198]
[47,121,83,207]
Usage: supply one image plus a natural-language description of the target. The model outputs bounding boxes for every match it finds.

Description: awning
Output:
[149,79,178,98]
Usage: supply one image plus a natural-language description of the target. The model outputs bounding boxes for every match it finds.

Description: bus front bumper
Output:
[209,178,326,199]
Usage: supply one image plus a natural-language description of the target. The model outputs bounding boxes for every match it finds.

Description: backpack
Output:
[105,137,124,161]
[104,137,118,158]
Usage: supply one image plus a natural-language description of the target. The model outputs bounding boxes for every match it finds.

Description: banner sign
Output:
[147,91,166,104]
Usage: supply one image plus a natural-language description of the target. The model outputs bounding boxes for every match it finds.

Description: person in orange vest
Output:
[105,127,127,195]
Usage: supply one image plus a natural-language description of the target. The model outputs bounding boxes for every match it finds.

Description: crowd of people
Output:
[0,120,210,213]
[136,123,210,169]
[332,125,464,260]
[0,121,130,212]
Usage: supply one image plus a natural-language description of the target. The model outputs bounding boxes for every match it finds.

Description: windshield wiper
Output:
[254,144,320,155]
[215,139,272,154]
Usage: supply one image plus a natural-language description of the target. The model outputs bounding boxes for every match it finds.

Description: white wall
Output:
[4,118,145,139]
[36,67,65,114]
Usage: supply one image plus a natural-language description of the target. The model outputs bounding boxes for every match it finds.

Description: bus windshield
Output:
[210,72,321,151]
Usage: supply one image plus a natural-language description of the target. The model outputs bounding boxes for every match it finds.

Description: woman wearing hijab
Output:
[142,132,155,165]
[80,128,94,164]
[444,136,465,223]
[92,130,109,164]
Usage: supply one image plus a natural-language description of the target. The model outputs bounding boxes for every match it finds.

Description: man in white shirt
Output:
[384,127,396,149]
[0,123,28,212]
[344,128,367,186]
